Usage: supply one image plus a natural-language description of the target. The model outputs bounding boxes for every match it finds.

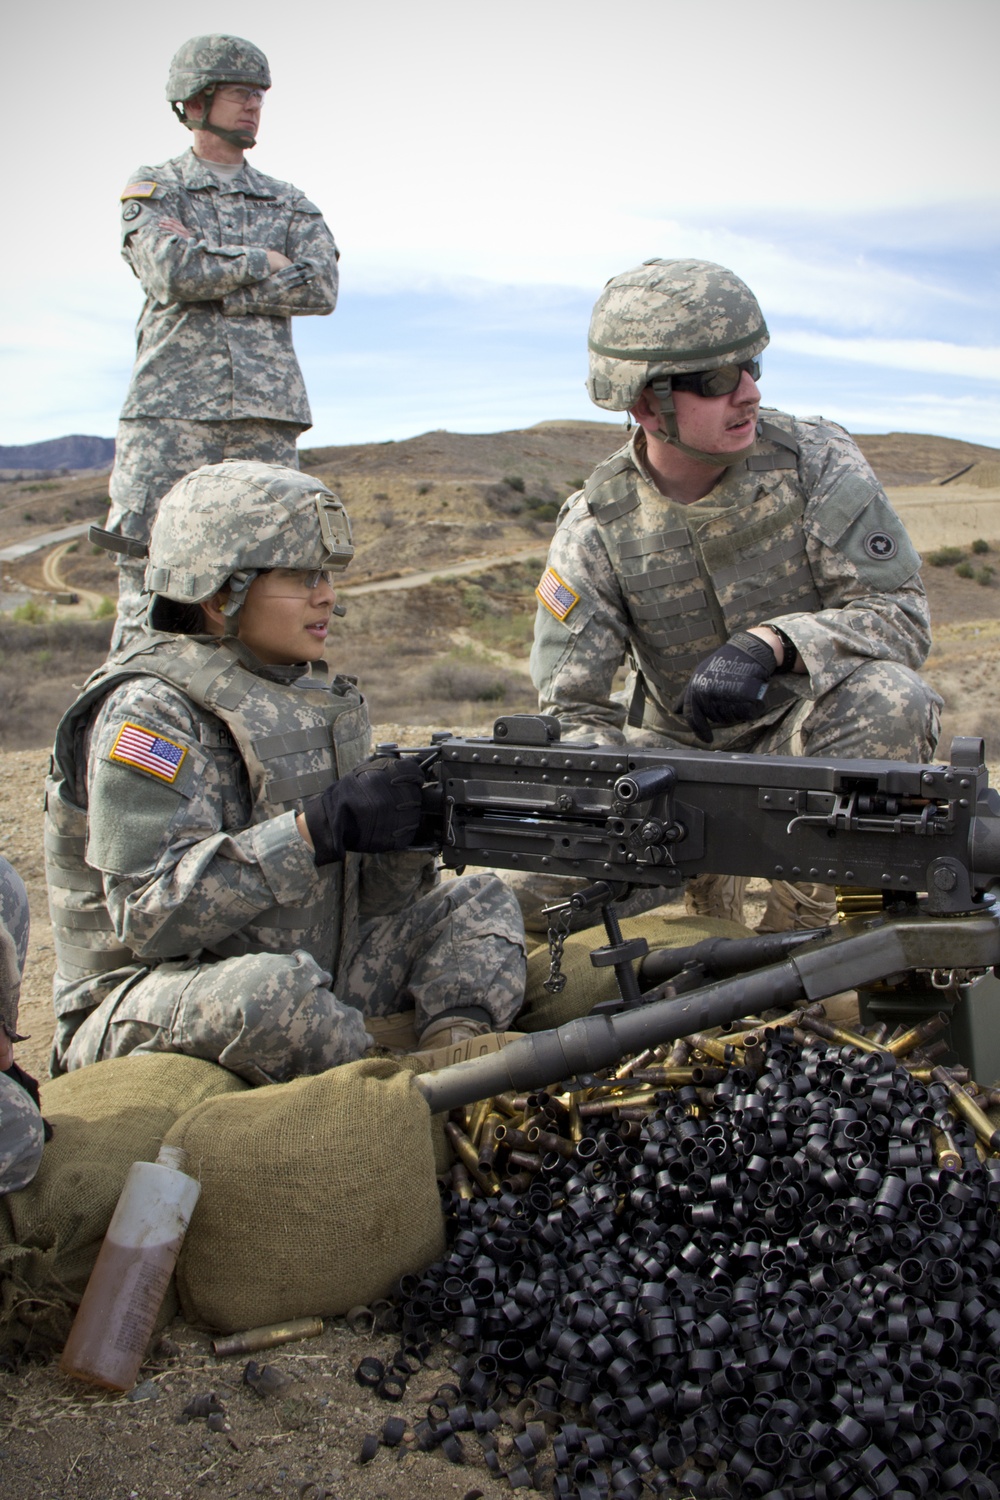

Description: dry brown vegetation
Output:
[1,424,1000,1499]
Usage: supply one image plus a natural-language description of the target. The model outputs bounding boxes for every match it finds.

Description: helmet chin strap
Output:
[174,93,256,150]
[652,384,757,468]
[219,570,258,636]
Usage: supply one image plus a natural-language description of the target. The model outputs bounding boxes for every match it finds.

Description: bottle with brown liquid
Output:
[60,1143,201,1391]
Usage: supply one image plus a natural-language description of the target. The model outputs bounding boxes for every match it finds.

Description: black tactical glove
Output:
[3,1059,54,1141]
[675,630,778,745]
[302,757,425,867]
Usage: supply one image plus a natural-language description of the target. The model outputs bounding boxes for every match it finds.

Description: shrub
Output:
[975,567,994,586]
[426,662,511,702]
[11,598,49,624]
[503,475,526,494]
[417,484,431,496]
[972,539,990,555]
[91,596,116,619]
[956,562,974,578]
[926,546,965,567]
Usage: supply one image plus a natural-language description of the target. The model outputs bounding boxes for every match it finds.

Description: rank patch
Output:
[120,181,158,200]
[536,567,580,622]
[110,723,187,783]
[864,531,897,560]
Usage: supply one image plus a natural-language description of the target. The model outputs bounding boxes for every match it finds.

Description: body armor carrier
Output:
[45,635,371,1049]
[584,413,822,734]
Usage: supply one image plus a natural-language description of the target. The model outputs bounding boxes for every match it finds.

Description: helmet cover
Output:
[145,460,353,609]
[587,258,769,411]
[166,34,271,105]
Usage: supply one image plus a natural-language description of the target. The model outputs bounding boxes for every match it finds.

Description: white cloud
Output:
[780,332,1000,383]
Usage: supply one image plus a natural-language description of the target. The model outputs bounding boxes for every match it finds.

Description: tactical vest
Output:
[584,415,822,731]
[45,635,371,1039]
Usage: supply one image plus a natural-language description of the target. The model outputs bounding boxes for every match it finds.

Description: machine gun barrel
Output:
[414,909,1000,1114]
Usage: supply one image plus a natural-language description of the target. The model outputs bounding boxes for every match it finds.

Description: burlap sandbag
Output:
[519,913,752,1032]
[0,1054,246,1352]
[164,1056,445,1333]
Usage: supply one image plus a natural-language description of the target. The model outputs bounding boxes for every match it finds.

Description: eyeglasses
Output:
[260,568,337,595]
[214,84,267,106]
[669,358,762,398]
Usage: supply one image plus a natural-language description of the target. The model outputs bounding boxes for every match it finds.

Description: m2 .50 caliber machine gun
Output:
[398,715,1000,1113]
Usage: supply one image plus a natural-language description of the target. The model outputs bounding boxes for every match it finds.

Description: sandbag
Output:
[0,1054,246,1352]
[520,913,752,1032]
[164,1056,445,1333]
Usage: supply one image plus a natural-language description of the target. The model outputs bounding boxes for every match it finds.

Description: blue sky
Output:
[2,0,998,449]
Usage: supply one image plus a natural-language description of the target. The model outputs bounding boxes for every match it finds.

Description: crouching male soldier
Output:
[530,259,942,930]
[47,462,526,1083]
[107,35,339,652]
[1,856,47,1194]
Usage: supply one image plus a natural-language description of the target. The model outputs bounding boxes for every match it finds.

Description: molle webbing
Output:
[582,423,821,724]
[46,637,371,1009]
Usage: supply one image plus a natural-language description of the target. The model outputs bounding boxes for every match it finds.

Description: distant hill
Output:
[851,432,1000,487]
[0,435,114,472]
[301,421,1000,491]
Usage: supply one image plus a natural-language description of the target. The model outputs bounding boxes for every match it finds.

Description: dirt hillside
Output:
[2,424,999,1497]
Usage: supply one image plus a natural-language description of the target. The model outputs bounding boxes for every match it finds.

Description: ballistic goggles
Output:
[668,357,762,399]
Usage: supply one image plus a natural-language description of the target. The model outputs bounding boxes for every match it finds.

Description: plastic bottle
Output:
[60,1143,201,1391]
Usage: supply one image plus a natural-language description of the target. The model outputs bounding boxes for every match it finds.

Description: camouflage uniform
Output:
[0,857,44,1194]
[530,416,941,760]
[528,258,942,929]
[108,147,338,650]
[47,639,525,1086]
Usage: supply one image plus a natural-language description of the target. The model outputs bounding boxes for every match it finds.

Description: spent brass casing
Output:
[930,1127,963,1172]
[886,1011,951,1058]
[500,1171,534,1194]
[568,1095,584,1142]
[477,1112,504,1170]
[629,1067,726,1087]
[932,1066,1000,1153]
[494,1092,521,1118]
[614,1047,657,1080]
[446,1120,501,1194]
[527,1126,577,1159]
[507,1149,544,1173]
[579,1089,657,1117]
[451,1161,475,1200]
[686,1031,735,1065]
[804,1017,889,1056]
[466,1095,494,1147]
[493,1123,534,1152]
[908,1065,968,1083]
[666,1038,692,1068]
[212,1316,323,1358]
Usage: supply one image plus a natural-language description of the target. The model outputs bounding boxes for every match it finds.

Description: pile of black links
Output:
[389,1026,1000,1499]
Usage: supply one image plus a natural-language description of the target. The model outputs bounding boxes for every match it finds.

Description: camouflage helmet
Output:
[586,259,769,412]
[145,461,353,632]
[166,35,270,147]
[166,34,271,106]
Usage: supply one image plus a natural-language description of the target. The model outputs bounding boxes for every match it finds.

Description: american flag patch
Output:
[109,723,187,784]
[536,567,580,622]
[120,180,159,200]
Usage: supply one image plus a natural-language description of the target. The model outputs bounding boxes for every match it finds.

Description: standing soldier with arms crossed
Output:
[530,259,942,932]
[106,35,339,651]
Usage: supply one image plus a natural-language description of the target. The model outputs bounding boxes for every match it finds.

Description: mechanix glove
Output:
[3,1059,54,1141]
[302,757,425,868]
[675,630,778,745]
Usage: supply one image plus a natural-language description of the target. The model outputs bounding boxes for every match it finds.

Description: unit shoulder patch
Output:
[120,181,160,200]
[109,722,188,783]
[536,568,581,622]
[863,530,897,560]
